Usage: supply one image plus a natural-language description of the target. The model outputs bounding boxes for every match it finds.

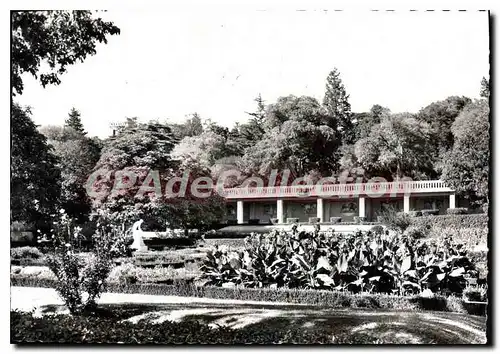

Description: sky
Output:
[16,9,490,138]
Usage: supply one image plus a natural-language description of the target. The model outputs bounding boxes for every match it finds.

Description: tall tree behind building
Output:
[323,68,355,145]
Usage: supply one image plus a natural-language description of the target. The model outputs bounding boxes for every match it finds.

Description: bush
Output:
[308,217,320,224]
[421,209,440,216]
[403,225,429,240]
[286,218,299,224]
[411,214,488,230]
[377,207,412,232]
[11,246,43,260]
[200,227,478,296]
[353,216,366,224]
[330,217,342,223]
[370,225,385,235]
[446,207,468,215]
[11,311,334,344]
[408,210,422,217]
[463,285,487,302]
[44,209,130,314]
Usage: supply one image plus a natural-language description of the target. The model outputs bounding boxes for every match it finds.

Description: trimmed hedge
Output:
[421,209,440,216]
[411,214,488,230]
[11,276,474,314]
[446,207,469,215]
[11,311,334,344]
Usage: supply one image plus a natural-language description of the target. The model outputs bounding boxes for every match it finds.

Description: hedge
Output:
[411,214,488,230]
[11,276,479,315]
[11,311,334,344]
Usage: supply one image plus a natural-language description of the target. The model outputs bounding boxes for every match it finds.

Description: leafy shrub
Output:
[408,211,422,217]
[370,225,385,235]
[446,207,468,215]
[403,225,429,240]
[11,246,43,260]
[11,311,334,344]
[107,263,139,285]
[411,214,488,230]
[463,285,487,302]
[421,209,440,216]
[44,208,129,314]
[10,221,32,232]
[377,207,412,232]
[200,226,478,296]
[330,217,342,223]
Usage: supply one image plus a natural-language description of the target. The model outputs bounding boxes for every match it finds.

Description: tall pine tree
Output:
[65,107,86,134]
[323,68,355,145]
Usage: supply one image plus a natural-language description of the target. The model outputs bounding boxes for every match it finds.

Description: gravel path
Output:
[10,286,487,344]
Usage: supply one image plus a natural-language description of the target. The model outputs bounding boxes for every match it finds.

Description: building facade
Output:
[221,180,465,224]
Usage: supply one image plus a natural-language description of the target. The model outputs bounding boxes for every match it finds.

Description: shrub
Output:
[107,263,139,285]
[44,208,129,314]
[377,206,412,232]
[421,209,440,216]
[446,207,468,215]
[308,217,320,224]
[403,225,429,240]
[370,225,385,235]
[11,246,43,260]
[330,217,342,223]
[411,214,488,230]
[200,227,478,296]
[408,210,422,217]
[463,285,488,302]
[286,218,299,224]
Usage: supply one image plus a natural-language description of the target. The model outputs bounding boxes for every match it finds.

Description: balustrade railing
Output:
[220,180,453,199]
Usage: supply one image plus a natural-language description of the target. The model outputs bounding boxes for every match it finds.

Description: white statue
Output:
[130,219,147,252]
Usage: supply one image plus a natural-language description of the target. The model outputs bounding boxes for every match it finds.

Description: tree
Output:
[323,68,355,144]
[240,96,341,180]
[416,96,471,157]
[354,105,391,140]
[441,99,490,208]
[91,121,177,218]
[65,107,86,134]
[12,10,120,95]
[40,125,101,221]
[228,94,267,153]
[11,103,61,227]
[168,113,204,140]
[480,77,490,99]
[172,130,231,170]
[342,113,436,180]
[147,159,227,234]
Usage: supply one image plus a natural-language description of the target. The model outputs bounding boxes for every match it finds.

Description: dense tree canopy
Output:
[240,96,340,180]
[40,123,101,222]
[11,104,61,226]
[342,113,435,180]
[441,99,490,207]
[12,11,120,95]
[416,96,471,161]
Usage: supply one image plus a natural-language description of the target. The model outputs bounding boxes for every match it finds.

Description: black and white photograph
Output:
[9,5,491,346]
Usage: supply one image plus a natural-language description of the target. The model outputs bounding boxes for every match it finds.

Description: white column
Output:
[404,195,410,213]
[317,198,324,222]
[359,197,365,218]
[277,199,284,224]
[449,194,456,209]
[237,201,244,224]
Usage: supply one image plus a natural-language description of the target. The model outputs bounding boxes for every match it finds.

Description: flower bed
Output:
[200,227,480,297]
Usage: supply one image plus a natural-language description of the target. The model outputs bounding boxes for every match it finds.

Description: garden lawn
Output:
[10,286,486,344]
